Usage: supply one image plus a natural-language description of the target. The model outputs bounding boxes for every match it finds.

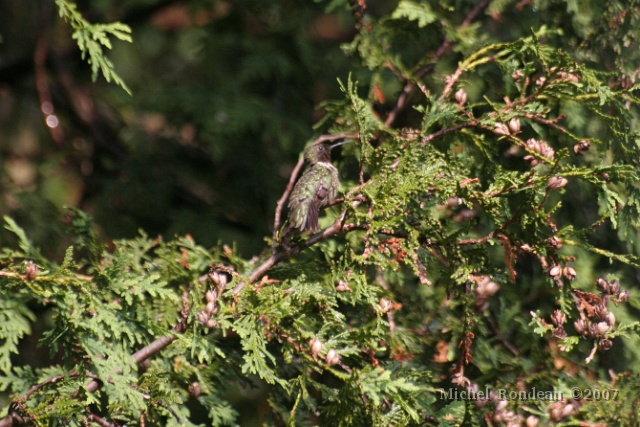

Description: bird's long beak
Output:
[330,140,351,150]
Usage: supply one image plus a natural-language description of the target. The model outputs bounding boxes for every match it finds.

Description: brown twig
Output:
[34,3,65,146]
[85,290,191,393]
[438,66,467,102]
[236,210,354,295]
[520,113,573,137]
[417,122,476,147]
[0,372,100,427]
[457,231,496,246]
[22,372,89,401]
[487,316,520,357]
[272,153,305,246]
[0,270,93,282]
[86,414,117,427]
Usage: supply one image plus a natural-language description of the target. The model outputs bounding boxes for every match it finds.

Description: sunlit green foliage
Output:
[55,0,132,94]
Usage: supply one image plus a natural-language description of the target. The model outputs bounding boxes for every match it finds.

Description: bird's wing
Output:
[305,185,330,231]
[289,176,317,231]
[288,170,332,232]
[287,190,308,231]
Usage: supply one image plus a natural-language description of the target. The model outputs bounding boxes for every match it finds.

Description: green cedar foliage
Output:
[2,0,640,426]
[55,0,132,94]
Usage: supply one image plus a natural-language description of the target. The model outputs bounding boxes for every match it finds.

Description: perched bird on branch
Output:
[287,141,348,232]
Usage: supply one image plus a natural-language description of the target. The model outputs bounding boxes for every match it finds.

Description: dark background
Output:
[2,0,638,259]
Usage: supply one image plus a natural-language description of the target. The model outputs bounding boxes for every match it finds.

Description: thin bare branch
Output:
[236,210,352,295]
[34,2,65,146]
[85,290,190,393]
[87,414,116,427]
[418,122,476,146]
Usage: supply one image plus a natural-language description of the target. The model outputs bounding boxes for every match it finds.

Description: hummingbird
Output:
[287,141,348,232]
